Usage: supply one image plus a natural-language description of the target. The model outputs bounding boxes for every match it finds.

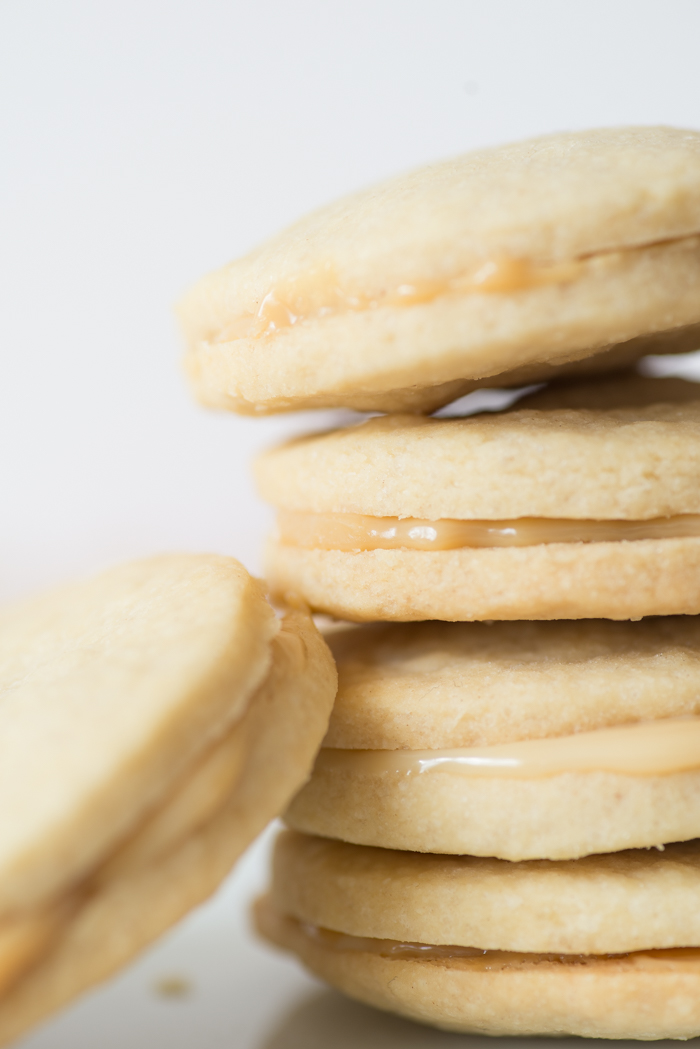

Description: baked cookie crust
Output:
[266,536,700,621]
[285,758,700,860]
[257,895,700,1040]
[271,831,700,955]
[323,618,700,749]
[180,127,700,415]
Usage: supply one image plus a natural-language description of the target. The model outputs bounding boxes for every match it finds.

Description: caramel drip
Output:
[315,716,700,779]
[216,256,584,341]
[213,235,700,342]
[277,510,700,552]
[299,919,700,970]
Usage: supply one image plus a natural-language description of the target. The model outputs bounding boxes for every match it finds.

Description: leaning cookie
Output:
[255,831,700,1039]
[179,126,700,415]
[258,375,700,621]
[286,618,700,859]
[0,555,336,1047]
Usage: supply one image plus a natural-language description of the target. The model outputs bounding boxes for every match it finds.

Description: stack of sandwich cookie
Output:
[258,618,700,1038]
[0,555,336,1046]
[178,126,700,1038]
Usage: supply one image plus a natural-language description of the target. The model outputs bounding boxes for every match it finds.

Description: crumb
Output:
[153,975,192,999]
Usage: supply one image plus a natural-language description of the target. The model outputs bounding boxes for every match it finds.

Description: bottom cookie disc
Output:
[256,895,700,1040]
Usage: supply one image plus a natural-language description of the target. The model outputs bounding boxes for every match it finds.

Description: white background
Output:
[2,2,700,1046]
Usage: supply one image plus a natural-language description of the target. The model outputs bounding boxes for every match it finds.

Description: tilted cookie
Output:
[256,830,700,1039]
[258,375,700,621]
[286,617,700,859]
[179,126,700,415]
[0,555,336,1047]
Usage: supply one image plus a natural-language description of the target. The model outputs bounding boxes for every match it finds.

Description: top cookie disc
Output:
[0,554,336,1047]
[179,126,700,415]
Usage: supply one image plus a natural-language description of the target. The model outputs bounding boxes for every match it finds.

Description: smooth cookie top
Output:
[256,376,700,520]
[180,127,700,414]
[0,554,279,914]
[323,617,700,749]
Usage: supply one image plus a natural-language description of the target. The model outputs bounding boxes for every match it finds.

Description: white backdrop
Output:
[2,3,700,1047]
[2,0,700,603]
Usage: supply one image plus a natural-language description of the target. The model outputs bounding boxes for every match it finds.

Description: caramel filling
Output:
[298,918,700,970]
[315,716,700,779]
[277,510,700,552]
[215,257,585,341]
[213,235,699,341]
[0,901,72,996]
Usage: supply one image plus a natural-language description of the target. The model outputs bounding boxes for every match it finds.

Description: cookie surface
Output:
[257,378,700,520]
[0,558,337,1045]
[268,539,700,622]
[179,127,700,415]
[257,895,700,1039]
[286,736,700,860]
[323,618,700,749]
[0,554,276,913]
[271,830,700,955]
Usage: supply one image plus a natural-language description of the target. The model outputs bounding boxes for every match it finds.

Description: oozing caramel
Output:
[277,510,700,552]
[212,235,700,342]
[215,256,585,341]
[315,716,700,779]
[298,918,700,970]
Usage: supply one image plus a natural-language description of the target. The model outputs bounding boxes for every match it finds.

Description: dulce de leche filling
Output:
[277,510,700,552]
[212,235,700,342]
[215,256,585,341]
[297,917,700,970]
[314,716,700,779]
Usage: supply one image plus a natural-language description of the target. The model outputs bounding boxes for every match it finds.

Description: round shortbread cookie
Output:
[0,557,336,1046]
[259,377,700,620]
[286,743,700,861]
[270,830,700,955]
[179,127,700,415]
[286,615,700,859]
[256,895,700,1039]
[323,618,700,750]
[257,377,700,520]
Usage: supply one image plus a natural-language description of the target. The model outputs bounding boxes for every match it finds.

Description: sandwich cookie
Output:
[179,126,700,415]
[256,830,700,1039]
[0,554,336,1047]
[258,375,700,622]
[286,618,700,859]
